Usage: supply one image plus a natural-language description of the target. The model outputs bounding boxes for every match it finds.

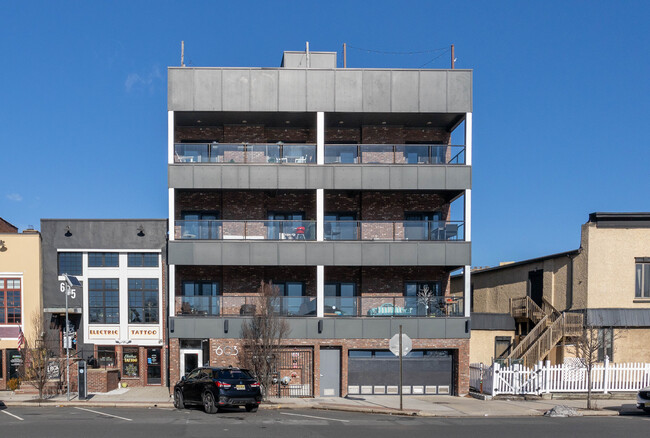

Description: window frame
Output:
[128,278,159,324]
[127,253,159,268]
[0,278,22,324]
[88,252,119,268]
[597,328,614,362]
[97,345,117,368]
[58,252,83,276]
[88,278,120,324]
[635,258,650,298]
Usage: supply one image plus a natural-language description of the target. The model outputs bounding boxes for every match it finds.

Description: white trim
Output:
[0,273,24,335]
[169,188,175,241]
[316,189,324,242]
[464,265,471,318]
[168,111,174,165]
[317,112,324,165]
[464,189,471,242]
[316,265,324,318]
[465,112,472,166]
[169,265,175,318]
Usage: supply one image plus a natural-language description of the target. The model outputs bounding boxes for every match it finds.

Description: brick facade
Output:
[87,368,119,393]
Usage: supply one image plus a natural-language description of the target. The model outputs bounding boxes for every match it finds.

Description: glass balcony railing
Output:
[175,295,318,317]
[324,221,464,241]
[175,295,463,317]
[173,143,465,165]
[175,220,316,240]
[174,143,316,164]
[324,145,465,165]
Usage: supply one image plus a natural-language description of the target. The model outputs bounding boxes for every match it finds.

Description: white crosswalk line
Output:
[1,410,24,421]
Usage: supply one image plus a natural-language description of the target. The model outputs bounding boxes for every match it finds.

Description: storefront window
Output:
[8,349,21,379]
[97,346,116,368]
[122,347,139,378]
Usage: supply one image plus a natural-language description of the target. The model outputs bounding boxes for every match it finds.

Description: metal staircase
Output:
[505,297,583,367]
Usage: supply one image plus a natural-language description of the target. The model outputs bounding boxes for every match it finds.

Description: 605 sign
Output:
[59,282,77,299]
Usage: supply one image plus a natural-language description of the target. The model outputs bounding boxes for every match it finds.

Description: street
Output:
[0,405,648,438]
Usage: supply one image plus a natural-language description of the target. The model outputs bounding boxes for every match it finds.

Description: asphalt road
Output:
[0,405,649,438]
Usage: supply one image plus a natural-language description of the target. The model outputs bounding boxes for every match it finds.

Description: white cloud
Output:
[6,193,22,202]
[125,66,163,93]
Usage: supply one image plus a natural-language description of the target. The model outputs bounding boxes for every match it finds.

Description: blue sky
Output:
[1,1,648,268]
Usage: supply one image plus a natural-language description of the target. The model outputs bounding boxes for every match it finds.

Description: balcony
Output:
[175,220,316,240]
[324,145,465,165]
[174,295,464,318]
[174,143,316,164]
[173,143,465,165]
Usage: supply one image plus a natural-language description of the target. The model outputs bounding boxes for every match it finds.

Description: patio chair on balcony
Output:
[444,224,458,240]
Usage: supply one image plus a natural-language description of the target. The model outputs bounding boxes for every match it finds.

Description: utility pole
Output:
[305,41,310,68]
[65,278,70,401]
[451,44,455,69]
[343,43,347,68]
[181,41,185,67]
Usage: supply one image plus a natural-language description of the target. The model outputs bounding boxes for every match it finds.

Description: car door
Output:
[183,368,202,403]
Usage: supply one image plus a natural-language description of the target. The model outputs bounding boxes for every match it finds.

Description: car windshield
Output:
[214,369,252,380]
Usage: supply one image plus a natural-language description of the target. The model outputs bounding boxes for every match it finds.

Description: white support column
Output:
[169,264,176,318]
[169,188,175,241]
[463,113,473,319]
[317,112,324,165]
[316,111,325,318]
[317,265,324,318]
[168,111,175,164]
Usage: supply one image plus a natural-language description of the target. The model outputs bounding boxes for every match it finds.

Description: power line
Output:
[346,45,449,56]
[418,49,451,68]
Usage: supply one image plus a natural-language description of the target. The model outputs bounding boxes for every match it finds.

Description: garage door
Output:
[348,350,453,395]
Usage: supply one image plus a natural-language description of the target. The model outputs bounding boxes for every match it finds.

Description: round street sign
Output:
[389,333,412,357]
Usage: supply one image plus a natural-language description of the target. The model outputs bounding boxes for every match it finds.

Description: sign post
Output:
[61,274,81,401]
[389,328,412,411]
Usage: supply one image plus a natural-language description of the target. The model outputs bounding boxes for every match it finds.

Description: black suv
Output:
[174,367,262,413]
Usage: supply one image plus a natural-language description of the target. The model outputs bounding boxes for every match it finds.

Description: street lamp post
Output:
[62,274,80,402]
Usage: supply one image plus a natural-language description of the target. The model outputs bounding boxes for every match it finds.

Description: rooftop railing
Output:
[173,143,465,165]
[174,295,464,318]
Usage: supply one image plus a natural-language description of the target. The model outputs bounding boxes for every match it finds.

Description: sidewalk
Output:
[1,388,641,417]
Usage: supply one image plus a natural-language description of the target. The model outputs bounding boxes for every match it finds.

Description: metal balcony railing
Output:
[324,220,464,241]
[173,143,466,165]
[175,220,316,240]
[174,295,464,318]
[174,143,316,164]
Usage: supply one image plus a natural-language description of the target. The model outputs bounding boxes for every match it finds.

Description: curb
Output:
[1,401,174,409]
[313,404,419,416]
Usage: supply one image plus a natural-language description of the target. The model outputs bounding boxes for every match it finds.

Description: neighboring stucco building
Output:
[167,50,474,396]
[0,220,42,389]
[453,212,650,365]
[41,219,168,388]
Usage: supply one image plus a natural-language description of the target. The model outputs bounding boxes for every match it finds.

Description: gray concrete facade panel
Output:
[169,164,470,191]
[194,69,222,111]
[170,316,470,340]
[362,70,392,112]
[168,241,470,266]
[250,70,279,112]
[169,68,472,113]
[278,69,307,111]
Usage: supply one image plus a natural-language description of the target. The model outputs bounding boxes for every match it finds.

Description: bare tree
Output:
[240,281,290,400]
[569,317,623,410]
[417,285,434,316]
[20,313,59,400]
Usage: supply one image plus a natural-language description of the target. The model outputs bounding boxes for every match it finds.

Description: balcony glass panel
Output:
[175,220,316,240]
[176,296,220,316]
[323,145,465,164]
[174,143,316,164]
[323,221,464,241]
[361,296,464,317]
[175,295,317,317]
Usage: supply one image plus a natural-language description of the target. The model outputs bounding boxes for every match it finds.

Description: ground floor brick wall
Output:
[87,369,119,393]
[169,336,469,397]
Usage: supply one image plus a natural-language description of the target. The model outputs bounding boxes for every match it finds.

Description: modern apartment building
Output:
[41,219,168,388]
[167,50,473,396]
[0,220,42,389]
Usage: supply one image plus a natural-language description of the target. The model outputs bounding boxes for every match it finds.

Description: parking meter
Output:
[78,360,87,400]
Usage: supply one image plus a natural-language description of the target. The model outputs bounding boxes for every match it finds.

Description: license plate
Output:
[236,385,246,390]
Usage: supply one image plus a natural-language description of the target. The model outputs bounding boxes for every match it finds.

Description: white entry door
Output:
[180,349,203,377]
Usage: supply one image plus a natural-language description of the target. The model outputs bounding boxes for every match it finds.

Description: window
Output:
[97,346,116,368]
[88,252,119,267]
[635,258,650,298]
[598,328,614,362]
[180,211,220,239]
[324,213,357,240]
[122,347,139,377]
[128,279,159,323]
[494,336,512,360]
[405,212,443,240]
[128,253,159,267]
[324,283,357,316]
[275,282,305,315]
[0,278,21,324]
[58,252,82,275]
[405,281,442,316]
[88,279,119,324]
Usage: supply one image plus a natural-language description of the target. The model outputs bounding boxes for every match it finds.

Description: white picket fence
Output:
[470,358,650,395]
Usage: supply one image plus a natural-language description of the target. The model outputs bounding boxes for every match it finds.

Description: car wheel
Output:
[174,389,185,409]
[203,392,218,414]
[644,407,650,414]
[245,404,258,413]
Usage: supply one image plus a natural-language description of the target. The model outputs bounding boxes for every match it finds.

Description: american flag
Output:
[17,326,24,351]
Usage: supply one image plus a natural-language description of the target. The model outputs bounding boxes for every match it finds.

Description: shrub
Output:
[8,377,20,391]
